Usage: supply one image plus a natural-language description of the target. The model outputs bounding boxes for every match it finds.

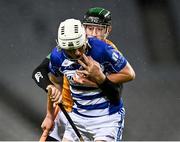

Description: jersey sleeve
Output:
[104,44,127,73]
[49,48,63,77]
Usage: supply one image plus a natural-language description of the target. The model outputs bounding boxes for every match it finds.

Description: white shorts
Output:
[63,108,125,141]
[49,111,68,141]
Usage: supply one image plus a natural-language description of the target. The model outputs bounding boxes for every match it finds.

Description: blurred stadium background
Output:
[0,0,180,140]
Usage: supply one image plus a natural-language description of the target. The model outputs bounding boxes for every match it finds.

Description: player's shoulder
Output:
[88,37,110,51]
[51,47,59,58]
[50,47,64,65]
[88,37,107,45]
[87,37,116,62]
[105,39,117,49]
[105,39,123,55]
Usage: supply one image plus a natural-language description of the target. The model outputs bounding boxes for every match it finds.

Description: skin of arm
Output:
[47,73,63,104]
[107,62,135,83]
[41,89,55,138]
[41,74,64,137]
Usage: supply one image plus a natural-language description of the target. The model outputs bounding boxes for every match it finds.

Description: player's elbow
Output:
[123,62,136,81]
[128,68,135,81]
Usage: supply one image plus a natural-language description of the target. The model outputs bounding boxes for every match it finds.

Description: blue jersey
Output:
[49,37,127,117]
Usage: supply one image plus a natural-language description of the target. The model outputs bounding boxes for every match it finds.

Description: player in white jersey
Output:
[46,18,135,141]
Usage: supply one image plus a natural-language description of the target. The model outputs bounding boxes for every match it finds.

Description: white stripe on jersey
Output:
[70,86,101,95]
[73,107,110,117]
[73,97,107,105]
[62,70,76,77]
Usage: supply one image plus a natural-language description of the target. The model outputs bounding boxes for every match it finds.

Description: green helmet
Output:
[83,7,111,26]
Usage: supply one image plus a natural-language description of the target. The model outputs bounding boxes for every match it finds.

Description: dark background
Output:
[0,0,180,140]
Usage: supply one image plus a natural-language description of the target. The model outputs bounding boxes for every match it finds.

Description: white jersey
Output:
[49,37,127,118]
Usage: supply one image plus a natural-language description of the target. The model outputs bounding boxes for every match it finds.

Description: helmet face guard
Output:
[83,7,112,26]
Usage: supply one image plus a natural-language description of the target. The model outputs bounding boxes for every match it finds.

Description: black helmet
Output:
[83,7,111,26]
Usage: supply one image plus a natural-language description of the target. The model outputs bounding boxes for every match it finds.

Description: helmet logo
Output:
[88,16,99,24]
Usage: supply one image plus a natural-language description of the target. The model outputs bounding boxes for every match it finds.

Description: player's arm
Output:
[41,88,55,139]
[40,55,63,140]
[105,61,135,83]
[99,61,135,105]
[77,53,135,104]
[48,52,65,104]
[77,53,135,84]
[32,57,53,92]
[32,55,62,103]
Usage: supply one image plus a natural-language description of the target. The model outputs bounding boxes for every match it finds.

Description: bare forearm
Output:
[46,91,55,119]
[100,62,135,84]
[107,72,134,84]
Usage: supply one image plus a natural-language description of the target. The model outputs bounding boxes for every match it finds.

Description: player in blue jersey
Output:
[46,18,135,141]
[33,7,129,141]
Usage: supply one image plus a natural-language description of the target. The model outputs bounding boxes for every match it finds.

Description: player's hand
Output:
[77,54,106,84]
[73,72,98,87]
[46,85,62,105]
[41,114,54,138]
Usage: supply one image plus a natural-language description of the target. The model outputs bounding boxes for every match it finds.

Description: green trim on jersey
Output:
[46,53,51,59]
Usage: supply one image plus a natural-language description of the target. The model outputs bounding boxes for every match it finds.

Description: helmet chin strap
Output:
[103,26,110,39]
[104,32,108,39]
